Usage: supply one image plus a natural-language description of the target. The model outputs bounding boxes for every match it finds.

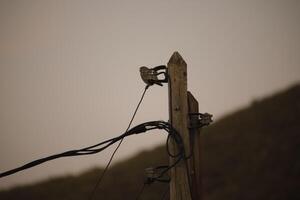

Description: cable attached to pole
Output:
[0,120,188,200]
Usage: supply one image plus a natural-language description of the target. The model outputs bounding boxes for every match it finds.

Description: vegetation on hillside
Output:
[202,84,300,200]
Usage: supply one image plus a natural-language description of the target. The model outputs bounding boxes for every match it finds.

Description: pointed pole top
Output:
[168,51,187,66]
[187,91,199,107]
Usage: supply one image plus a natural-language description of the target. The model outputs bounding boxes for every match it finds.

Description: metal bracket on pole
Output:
[144,166,170,184]
[189,113,213,129]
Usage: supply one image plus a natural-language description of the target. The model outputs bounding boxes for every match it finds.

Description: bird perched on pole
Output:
[139,65,168,86]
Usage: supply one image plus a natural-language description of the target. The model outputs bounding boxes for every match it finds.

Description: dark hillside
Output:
[0,84,299,200]
[202,84,300,200]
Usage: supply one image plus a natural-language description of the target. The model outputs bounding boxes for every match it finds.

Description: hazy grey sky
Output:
[0,0,299,189]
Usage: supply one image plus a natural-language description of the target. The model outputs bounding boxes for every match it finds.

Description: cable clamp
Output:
[189,112,213,129]
[144,166,170,184]
[139,65,168,86]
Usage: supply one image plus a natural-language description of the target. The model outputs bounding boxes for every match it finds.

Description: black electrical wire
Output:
[0,121,177,179]
[160,187,169,200]
[135,183,147,200]
[88,85,149,200]
[151,121,193,198]
[166,133,182,158]
[134,121,187,200]
[0,125,132,179]
[168,127,193,198]
[0,86,149,179]
[0,136,116,178]
[0,119,190,200]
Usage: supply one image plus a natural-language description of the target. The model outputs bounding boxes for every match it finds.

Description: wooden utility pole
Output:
[187,92,203,200]
[168,51,192,200]
[168,52,203,200]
